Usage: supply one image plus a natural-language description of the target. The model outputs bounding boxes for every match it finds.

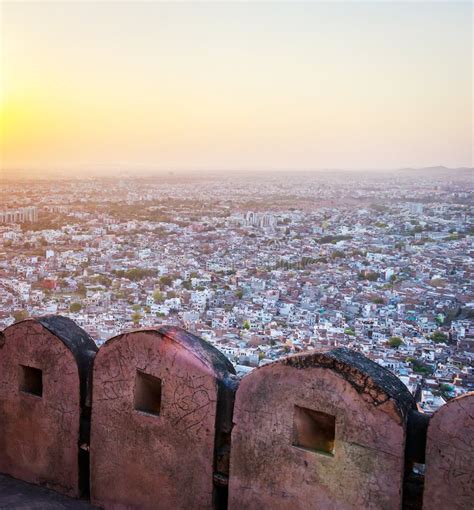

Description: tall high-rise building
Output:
[244,211,276,230]
[0,206,38,223]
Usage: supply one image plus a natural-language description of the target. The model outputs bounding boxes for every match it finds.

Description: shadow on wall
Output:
[0,315,472,510]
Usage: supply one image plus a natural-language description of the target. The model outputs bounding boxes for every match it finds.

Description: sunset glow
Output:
[0,1,472,175]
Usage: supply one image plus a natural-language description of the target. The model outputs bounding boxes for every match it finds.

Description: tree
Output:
[69,302,82,313]
[153,290,165,303]
[429,278,446,288]
[92,275,112,287]
[406,357,433,375]
[235,289,244,299]
[388,336,403,348]
[167,290,177,299]
[111,268,155,281]
[430,331,448,343]
[344,328,355,336]
[243,320,251,330]
[440,383,454,400]
[13,310,29,323]
[77,283,87,297]
[372,296,384,304]
[159,275,173,287]
[131,312,142,326]
[358,271,379,281]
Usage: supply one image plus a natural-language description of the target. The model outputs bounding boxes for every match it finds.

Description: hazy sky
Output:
[0,1,472,175]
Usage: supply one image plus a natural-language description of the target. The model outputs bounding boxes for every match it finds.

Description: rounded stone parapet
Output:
[90,326,237,510]
[228,347,416,510]
[36,315,98,408]
[423,392,474,510]
[0,316,97,497]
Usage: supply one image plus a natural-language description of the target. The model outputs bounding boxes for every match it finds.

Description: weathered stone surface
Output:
[0,317,97,498]
[228,348,415,510]
[90,327,236,510]
[37,316,98,408]
[423,392,474,510]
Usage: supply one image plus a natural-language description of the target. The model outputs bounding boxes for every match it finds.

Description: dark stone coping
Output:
[37,315,98,360]
[37,316,98,409]
[158,326,236,380]
[275,347,415,421]
[101,326,236,381]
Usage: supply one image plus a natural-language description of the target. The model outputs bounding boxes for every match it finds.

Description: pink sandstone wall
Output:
[2,317,473,510]
[423,392,474,510]
[90,326,236,510]
[229,348,414,510]
[0,319,83,497]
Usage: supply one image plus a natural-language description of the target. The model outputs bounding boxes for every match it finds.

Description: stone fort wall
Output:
[0,316,472,509]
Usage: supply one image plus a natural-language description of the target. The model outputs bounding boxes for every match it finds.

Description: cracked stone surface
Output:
[0,319,88,498]
[423,392,474,510]
[229,348,414,510]
[90,327,236,510]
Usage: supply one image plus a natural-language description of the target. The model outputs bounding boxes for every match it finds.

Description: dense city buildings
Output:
[1,169,473,413]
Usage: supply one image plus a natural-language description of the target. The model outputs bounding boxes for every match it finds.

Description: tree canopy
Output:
[388,336,403,348]
[430,331,448,343]
[13,310,29,323]
[69,302,82,313]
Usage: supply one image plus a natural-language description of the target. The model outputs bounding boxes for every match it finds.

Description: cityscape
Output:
[1,168,472,415]
[1,0,473,506]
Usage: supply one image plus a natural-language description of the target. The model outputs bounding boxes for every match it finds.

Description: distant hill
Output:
[399,166,473,176]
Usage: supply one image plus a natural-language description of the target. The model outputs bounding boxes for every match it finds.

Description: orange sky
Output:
[1,1,472,176]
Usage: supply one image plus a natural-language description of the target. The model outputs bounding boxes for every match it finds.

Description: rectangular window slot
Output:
[134,370,162,416]
[292,405,335,456]
[19,365,43,397]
